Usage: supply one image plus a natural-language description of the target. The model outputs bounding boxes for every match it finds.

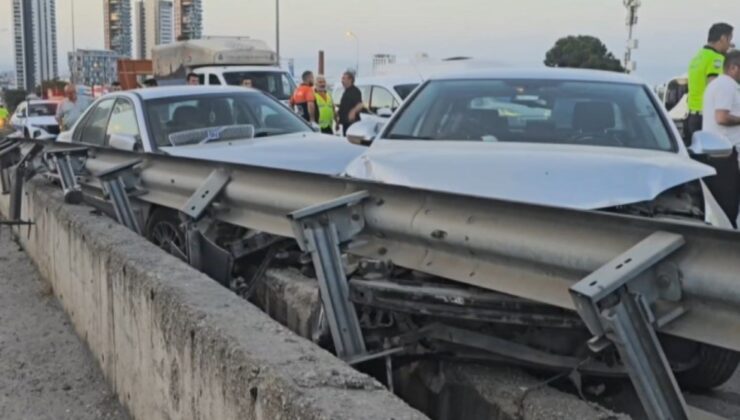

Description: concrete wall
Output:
[0,180,427,420]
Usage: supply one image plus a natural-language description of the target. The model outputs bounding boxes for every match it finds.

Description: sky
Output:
[0,0,738,85]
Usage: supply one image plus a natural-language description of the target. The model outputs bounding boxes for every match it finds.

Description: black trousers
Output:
[320,126,334,135]
[683,113,703,146]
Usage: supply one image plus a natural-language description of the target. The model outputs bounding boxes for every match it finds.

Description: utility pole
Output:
[71,0,76,51]
[275,0,280,66]
[623,0,641,73]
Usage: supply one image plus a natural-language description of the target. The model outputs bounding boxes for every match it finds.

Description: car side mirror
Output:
[346,119,381,146]
[109,133,139,152]
[689,131,734,157]
[32,129,42,139]
[376,107,393,118]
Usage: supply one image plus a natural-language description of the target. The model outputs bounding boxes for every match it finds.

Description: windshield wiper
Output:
[386,134,434,140]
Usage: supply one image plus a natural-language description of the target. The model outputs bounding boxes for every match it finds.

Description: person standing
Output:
[55,84,90,131]
[314,75,335,134]
[337,71,364,136]
[701,50,740,225]
[686,23,734,143]
[290,71,316,122]
[186,73,200,85]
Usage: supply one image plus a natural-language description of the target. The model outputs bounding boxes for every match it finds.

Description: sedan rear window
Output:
[386,79,676,152]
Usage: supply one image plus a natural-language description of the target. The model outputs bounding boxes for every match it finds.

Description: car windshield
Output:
[145,91,312,147]
[394,83,419,100]
[386,79,676,152]
[28,103,57,117]
[222,71,296,100]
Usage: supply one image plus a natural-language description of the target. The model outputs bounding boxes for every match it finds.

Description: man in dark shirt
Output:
[338,71,364,135]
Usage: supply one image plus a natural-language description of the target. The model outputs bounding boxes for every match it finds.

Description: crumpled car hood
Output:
[343,140,716,210]
[161,132,365,175]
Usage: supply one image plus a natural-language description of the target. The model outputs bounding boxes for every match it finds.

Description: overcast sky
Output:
[0,0,737,84]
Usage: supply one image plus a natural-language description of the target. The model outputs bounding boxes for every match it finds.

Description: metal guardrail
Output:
[5,138,740,419]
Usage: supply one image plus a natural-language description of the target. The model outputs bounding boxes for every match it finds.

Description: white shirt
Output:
[55,97,91,131]
[702,74,740,146]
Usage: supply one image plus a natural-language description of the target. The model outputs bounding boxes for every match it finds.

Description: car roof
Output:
[24,99,58,105]
[193,65,285,72]
[126,85,253,100]
[355,75,424,87]
[429,67,644,85]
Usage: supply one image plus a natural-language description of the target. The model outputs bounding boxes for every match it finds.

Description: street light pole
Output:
[346,31,359,75]
[71,0,76,51]
[275,0,280,66]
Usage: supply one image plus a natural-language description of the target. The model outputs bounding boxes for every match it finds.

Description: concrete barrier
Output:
[0,179,427,420]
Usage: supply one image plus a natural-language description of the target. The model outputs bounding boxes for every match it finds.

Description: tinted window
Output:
[386,79,676,152]
[106,99,141,144]
[73,98,115,145]
[28,103,57,116]
[370,86,397,112]
[209,74,222,85]
[394,84,419,100]
[145,92,311,147]
[222,71,296,100]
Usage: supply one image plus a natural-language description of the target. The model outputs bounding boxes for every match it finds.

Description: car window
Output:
[394,84,419,100]
[28,103,57,117]
[15,103,26,117]
[73,98,115,145]
[209,74,221,85]
[106,99,141,145]
[385,79,676,152]
[198,74,205,85]
[370,86,397,113]
[221,71,296,100]
[145,92,311,147]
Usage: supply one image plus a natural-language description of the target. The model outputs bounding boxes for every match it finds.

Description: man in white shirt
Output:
[703,50,740,146]
[55,84,91,131]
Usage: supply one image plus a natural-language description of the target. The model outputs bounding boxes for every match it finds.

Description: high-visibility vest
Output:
[315,91,334,129]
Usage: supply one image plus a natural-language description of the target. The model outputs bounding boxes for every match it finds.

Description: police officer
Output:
[686,23,734,144]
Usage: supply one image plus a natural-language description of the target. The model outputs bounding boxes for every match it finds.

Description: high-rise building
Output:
[13,0,59,92]
[174,0,202,41]
[137,0,174,59]
[68,49,119,86]
[104,0,132,58]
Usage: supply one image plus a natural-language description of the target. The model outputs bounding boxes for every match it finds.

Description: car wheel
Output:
[145,208,187,261]
[662,335,740,390]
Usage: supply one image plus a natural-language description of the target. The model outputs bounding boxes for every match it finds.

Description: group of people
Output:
[686,23,738,146]
[289,70,364,136]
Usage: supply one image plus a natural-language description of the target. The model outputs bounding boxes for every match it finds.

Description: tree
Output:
[544,35,625,72]
[2,89,28,113]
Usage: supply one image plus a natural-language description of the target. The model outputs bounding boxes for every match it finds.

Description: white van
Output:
[193,66,296,103]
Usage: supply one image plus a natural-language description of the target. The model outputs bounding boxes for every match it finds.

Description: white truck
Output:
[152,37,296,103]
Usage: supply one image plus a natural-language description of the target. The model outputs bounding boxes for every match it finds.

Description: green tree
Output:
[2,89,29,113]
[544,35,625,72]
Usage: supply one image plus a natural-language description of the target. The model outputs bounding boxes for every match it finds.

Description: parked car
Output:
[343,68,734,229]
[57,85,364,175]
[333,75,422,118]
[9,99,60,139]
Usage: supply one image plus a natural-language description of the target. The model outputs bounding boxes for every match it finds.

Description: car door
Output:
[369,86,399,115]
[105,98,143,150]
[11,103,26,131]
[71,98,115,146]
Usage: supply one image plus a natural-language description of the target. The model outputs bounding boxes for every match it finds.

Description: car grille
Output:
[43,125,60,135]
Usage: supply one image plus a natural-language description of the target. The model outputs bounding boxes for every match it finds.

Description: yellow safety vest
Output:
[315,91,334,129]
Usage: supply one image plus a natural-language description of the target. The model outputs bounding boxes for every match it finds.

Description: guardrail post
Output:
[289,191,369,360]
[93,159,143,235]
[45,147,89,204]
[570,231,689,420]
[8,143,44,222]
